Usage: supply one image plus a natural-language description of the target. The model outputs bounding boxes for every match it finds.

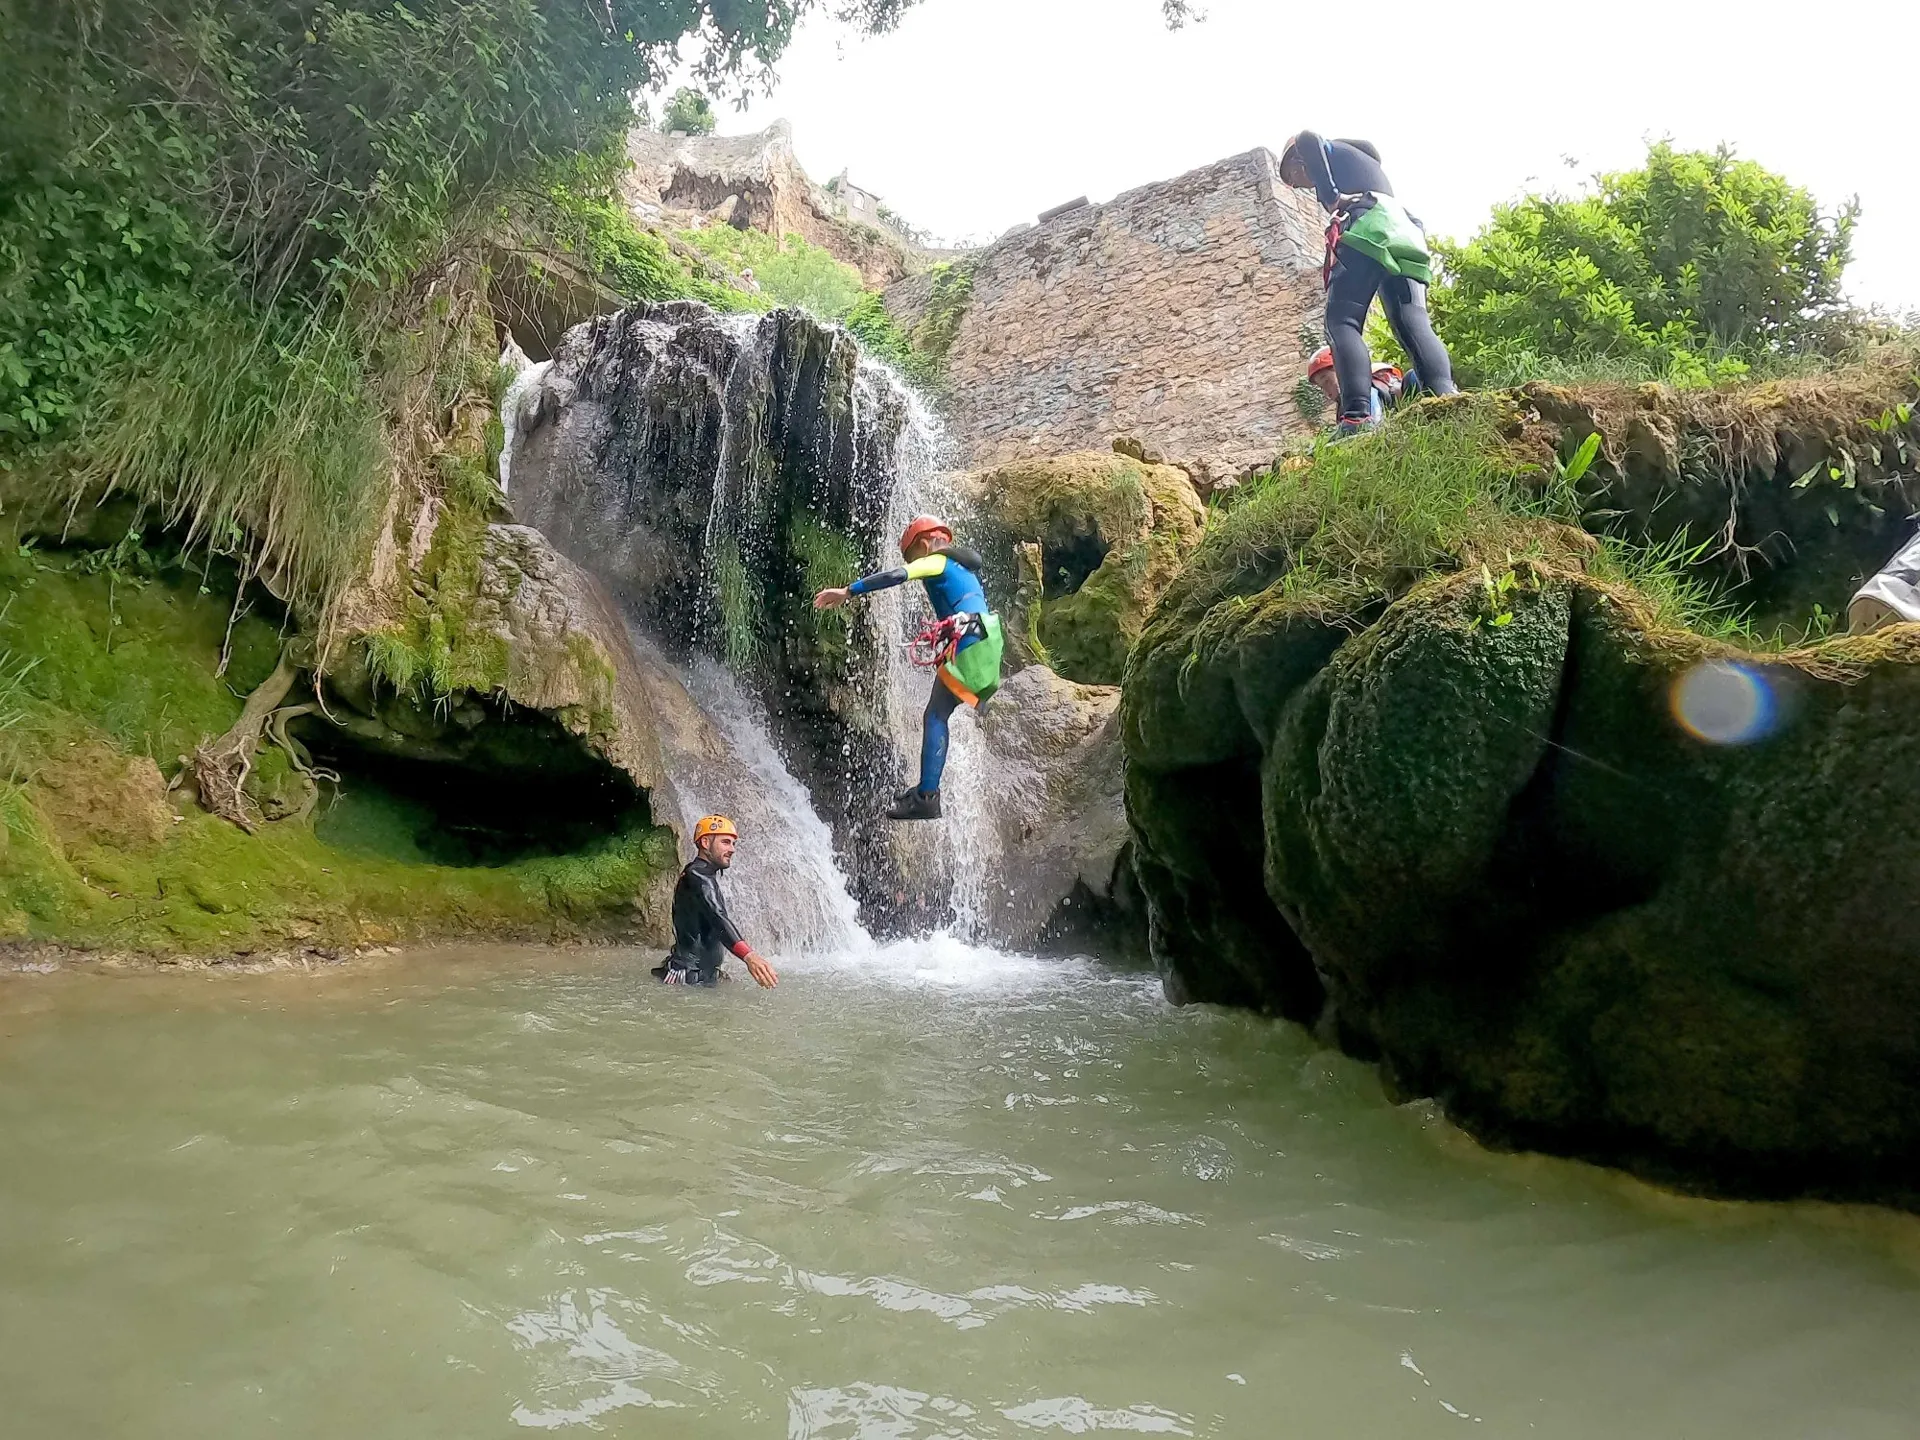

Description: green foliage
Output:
[677,227,866,318]
[0,0,919,612]
[0,118,222,449]
[845,258,973,388]
[1433,143,1858,387]
[1587,530,1756,643]
[912,260,977,368]
[1,1,910,306]
[1292,375,1328,424]
[54,302,386,618]
[659,87,717,136]
[843,294,931,385]
[532,178,740,308]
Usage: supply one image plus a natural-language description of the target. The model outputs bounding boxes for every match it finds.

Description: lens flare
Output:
[1670,660,1779,745]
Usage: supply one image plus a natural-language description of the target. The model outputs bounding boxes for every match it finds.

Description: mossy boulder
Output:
[962,450,1205,686]
[0,531,676,959]
[1123,362,1920,1207]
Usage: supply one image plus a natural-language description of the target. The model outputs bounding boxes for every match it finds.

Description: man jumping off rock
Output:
[652,815,779,987]
[1279,132,1457,437]
[813,515,1003,822]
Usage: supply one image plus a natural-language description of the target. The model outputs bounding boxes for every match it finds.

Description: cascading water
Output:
[495,351,550,495]
[502,300,1001,941]
[629,638,865,954]
[864,373,999,939]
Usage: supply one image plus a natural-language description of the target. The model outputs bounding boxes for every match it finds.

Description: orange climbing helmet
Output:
[898,515,953,557]
[1307,346,1336,379]
[692,815,738,846]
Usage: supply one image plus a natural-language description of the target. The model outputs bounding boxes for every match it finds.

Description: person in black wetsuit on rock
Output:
[651,815,779,988]
[1279,132,1458,437]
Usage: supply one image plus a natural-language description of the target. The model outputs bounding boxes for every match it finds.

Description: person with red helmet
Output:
[651,815,778,987]
[813,515,1004,821]
[1307,346,1409,423]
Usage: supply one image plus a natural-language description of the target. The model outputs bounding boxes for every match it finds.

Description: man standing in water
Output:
[813,515,1004,822]
[653,815,779,987]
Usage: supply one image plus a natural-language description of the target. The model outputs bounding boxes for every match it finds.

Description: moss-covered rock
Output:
[0,532,675,959]
[1123,360,1920,1207]
[962,450,1205,686]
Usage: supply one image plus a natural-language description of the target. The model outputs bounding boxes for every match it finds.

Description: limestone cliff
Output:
[622,122,920,288]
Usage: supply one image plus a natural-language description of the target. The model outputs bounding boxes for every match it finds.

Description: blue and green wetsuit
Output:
[848,544,1004,795]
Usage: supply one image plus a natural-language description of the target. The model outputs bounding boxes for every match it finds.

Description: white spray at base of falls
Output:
[636,645,866,957]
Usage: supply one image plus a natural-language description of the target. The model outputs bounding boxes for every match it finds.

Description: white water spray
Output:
[497,353,550,495]
[633,643,865,956]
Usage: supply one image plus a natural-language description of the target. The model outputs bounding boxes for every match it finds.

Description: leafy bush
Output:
[660,87,717,136]
[1432,143,1858,387]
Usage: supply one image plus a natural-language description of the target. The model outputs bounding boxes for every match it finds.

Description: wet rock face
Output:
[505,301,913,910]
[971,664,1129,946]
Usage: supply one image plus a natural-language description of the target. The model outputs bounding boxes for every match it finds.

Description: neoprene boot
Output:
[886,786,943,821]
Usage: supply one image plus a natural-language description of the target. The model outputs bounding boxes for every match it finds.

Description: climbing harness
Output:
[906,613,982,668]
[1322,194,1369,287]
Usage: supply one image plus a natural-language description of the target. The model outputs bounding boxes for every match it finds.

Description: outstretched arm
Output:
[814,553,951,610]
[690,869,777,987]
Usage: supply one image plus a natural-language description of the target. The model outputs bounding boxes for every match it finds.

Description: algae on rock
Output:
[0,529,674,958]
[960,449,1205,686]
[1121,361,1920,1207]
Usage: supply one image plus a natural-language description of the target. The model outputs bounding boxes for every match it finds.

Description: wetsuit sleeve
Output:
[852,554,947,595]
[847,565,906,597]
[690,868,748,954]
[1295,129,1340,211]
[936,544,984,573]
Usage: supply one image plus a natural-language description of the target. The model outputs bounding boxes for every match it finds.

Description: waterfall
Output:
[503,301,997,938]
[626,636,865,954]
[865,374,997,940]
[496,353,550,495]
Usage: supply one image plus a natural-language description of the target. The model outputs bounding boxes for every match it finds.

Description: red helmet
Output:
[899,515,952,557]
[1307,346,1335,379]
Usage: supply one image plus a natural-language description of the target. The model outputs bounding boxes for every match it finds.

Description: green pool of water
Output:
[3,941,1917,1437]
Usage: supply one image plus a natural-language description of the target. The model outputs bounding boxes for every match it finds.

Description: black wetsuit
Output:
[652,857,748,985]
[1294,131,1457,422]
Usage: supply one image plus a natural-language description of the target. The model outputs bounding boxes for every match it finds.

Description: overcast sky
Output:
[707,0,1917,313]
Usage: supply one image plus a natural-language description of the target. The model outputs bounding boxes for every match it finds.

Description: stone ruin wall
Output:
[889,148,1327,485]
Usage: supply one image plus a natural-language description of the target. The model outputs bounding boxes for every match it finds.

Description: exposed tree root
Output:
[188,645,307,831]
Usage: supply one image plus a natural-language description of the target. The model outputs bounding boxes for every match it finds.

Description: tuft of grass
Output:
[1587,530,1757,643]
[1192,401,1539,622]
[55,303,386,623]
